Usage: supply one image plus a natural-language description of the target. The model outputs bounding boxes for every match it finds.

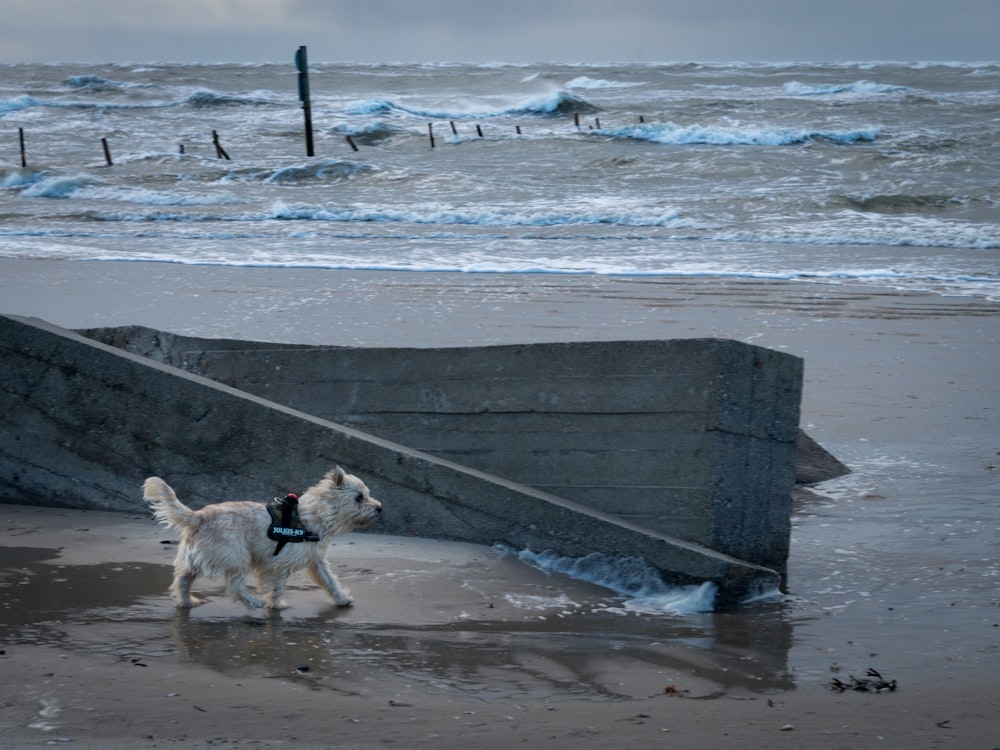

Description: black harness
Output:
[266,493,320,556]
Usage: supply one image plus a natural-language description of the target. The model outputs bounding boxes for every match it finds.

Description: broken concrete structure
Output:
[0,313,832,604]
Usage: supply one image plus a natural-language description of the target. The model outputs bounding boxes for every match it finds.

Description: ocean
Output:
[1,60,999,300]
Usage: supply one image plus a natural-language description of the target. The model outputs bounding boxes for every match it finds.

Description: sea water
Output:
[1,61,998,299]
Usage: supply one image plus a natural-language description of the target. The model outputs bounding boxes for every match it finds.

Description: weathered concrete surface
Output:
[0,313,779,604]
[81,324,809,573]
[82,325,848,489]
[795,430,850,486]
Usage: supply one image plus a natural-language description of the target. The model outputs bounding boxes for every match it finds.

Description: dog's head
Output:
[305,465,382,533]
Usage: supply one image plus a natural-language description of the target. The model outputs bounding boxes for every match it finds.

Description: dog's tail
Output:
[143,476,199,531]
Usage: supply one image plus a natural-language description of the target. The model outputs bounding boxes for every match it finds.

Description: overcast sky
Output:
[1,0,996,64]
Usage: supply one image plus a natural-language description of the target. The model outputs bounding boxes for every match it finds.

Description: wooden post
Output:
[212,130,230,160]
[101,137,113,166]
[476,124,483,138]
[516,125,522,135]
[295,45,314,157]
[450,121,458,135]
[574,112,580,128]
[428,123,435,148]
[639,115,645,124]
[345,135,358,152]
[179,144,185,155]
[594,118,601,129]
[18,127,26,168]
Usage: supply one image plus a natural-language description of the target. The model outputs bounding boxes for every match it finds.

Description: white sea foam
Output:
[0,94,38,113]
[782,80,910,96]
[264,159,372,184]
[266,198,688,227]
[503,592,580,611]
[502,547,718,614]
[602,122,881,146]
[343,89,590,119]
[21,175,240,206]
[0,167,44,188]
[21,174,104,198]
[565,76,646,90]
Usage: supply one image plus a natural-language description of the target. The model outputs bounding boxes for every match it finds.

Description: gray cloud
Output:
[0,0,996,63]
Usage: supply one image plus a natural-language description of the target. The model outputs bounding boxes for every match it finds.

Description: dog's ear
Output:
[328,466,347,487]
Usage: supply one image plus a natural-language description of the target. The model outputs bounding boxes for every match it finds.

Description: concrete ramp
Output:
[0,313,778,605]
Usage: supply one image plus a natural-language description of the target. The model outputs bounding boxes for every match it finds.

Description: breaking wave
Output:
[503,547,718,614]
[20,174,239,205]
[565,76,646,90]
[183,89,283,107]
[599,122,881,146]
[783,80,910,96]
[343,89,595,120]
[1,95,39,114]
[263,159,373,184]
[64,74,126,91]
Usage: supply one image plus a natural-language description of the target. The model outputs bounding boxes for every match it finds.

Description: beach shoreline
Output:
[2,258,998,748]
[2,505,997,750]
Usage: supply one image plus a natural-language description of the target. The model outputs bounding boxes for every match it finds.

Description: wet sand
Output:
[2,506,996,750]
[2,258,999,748]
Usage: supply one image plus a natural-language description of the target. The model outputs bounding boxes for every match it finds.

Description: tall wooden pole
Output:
[295,45,315,157]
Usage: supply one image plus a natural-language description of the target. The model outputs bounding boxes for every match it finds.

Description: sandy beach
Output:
[2,506,997,750]
[2,258,999,748]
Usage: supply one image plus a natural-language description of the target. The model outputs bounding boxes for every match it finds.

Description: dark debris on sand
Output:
[829,668,897,693]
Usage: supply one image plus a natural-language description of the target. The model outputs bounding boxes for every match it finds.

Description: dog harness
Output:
[267,493,320,556]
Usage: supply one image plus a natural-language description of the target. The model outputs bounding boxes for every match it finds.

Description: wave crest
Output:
[64,74,123,91]
[1,94,39,114]
[343,89,595,120]
[602,122,880,146]
[264,159,372,184]
[784,80,909,96]
[566,76,646,90]
[505,547,718,614]
[509,89,597,116]
[184,89,282,108]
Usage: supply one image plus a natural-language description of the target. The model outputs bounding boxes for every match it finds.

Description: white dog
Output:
[143,467,382,610]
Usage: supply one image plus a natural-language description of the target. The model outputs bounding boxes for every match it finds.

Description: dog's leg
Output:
[262,571,292,611]
[307,561,353,607]
[170,572,203,607]
[170,545,202,607]
[225,570,266,609]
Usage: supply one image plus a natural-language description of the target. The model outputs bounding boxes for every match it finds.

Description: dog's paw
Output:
[230,594,267,609]
[266,599,291,611]
[174,595,204,608]
[334,591,354,607]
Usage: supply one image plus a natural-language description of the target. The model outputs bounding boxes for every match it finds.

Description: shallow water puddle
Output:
[0,544,796,700]
[0,546,173,631]
[162,611,793,700]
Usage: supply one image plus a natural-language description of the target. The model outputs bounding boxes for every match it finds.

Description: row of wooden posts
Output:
[13,114,639,167]
[382,113,641,149]
[15,126,231,168]
[15,49,647,168]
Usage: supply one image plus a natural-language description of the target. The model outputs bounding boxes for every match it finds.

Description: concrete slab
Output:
[0,313,780,605]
